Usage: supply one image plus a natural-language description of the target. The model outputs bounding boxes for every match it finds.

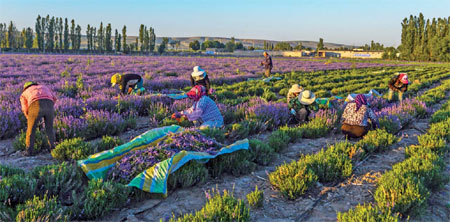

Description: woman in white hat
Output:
[190,66,211,94]
[289,90,318,123]
[287,84,303,104]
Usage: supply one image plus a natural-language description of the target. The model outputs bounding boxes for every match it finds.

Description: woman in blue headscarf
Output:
[341,94,379,138]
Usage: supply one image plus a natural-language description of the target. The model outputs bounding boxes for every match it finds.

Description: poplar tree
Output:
[114,29,119,52]
[47,16,55,51]
[105,23,112,52]
[75,25,81,50]
[98,22,104,51]
[86,24,91,51]
[64,18,69,51]
[139,24,144,52]
[25,27,34,49]
[70,19,76,49]
[58,18,63,51]
[149,27,155,52]
[122,25,127,53]
[35,16,43,50]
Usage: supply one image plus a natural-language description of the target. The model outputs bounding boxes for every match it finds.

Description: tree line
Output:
[398,13,450,61]
[0,14,157,54]
[189,37,244,52]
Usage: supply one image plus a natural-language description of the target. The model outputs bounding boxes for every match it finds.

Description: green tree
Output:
[274,42,292,51]
[143,27,150,52]
[7,21,16,49]
[139,24,144,52]
[86,24,91,51]
[294,43,303,51]
[317,38,324,50]
[75,25,81,50]
[92,27,97,51]
[115,29,121,52]
[63,18,69,51]
[58,18,63,51]
[35,15,43,50]
[105,23,112,52]
[0,23,7,48]
[40,16,48,51]
[225,41,235,52]
[413,13,425,60]
[97,22,104,52]
[122,25,127,53]
[235,42,244,50]
[70,19,76,49]
[25,27,33,49]
[189,40,200,51]
[46,16,55,51]
[382,47,398,59]
[158,37,168,54]
[149,27,156,52]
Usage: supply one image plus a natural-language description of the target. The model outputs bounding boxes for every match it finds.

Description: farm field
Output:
[0,54,449,221]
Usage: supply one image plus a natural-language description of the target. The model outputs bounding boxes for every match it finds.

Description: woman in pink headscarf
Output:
[172,85,223,129]
[388,73,409,102]
[341,94,379,138]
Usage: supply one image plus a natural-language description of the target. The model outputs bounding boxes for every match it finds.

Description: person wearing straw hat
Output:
[287,84,304,104]
[190,66,211,94]
[172,85,223,129]
[260,51,273,78]
[289,90,318,123]
[20,81,57,156]
[388,72,408,102]
[111,73,144,95]
[341,94,379,138]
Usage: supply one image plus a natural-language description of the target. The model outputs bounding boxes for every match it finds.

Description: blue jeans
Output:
[200,120,224,129]
[132,79,145,95]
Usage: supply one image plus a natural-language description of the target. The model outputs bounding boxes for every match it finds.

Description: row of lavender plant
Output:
[337,97,450,221]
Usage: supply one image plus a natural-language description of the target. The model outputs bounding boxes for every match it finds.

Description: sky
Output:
[0,0,449,47]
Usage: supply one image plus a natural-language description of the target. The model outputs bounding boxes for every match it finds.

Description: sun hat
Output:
[111,73,122,87]
[23,81,38,92]
[191,66,206,81]
[398,73,408,84]
[288,84,303,95]
[298,90,316,105]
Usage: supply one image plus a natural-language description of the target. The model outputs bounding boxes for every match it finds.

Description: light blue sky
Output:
[1,0,449,46]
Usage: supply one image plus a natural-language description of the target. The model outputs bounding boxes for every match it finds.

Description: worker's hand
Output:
[171,112,182,119]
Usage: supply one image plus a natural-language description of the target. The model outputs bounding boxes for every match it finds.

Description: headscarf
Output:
[398,73,408,84]
[111,73,122,87]
[187,85,207,101]
[354,94,367,111]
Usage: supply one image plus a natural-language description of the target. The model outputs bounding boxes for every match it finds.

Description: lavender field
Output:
[0,53,449,222]
[0,54,399,140]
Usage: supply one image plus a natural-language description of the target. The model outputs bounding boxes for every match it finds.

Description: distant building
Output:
[205,48,227,55]
[315,50,383,59]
